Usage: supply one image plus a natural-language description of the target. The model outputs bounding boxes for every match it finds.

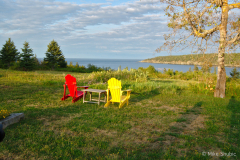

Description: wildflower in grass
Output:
[0,109,10,119]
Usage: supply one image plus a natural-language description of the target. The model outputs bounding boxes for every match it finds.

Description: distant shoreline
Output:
[139,60,240,67]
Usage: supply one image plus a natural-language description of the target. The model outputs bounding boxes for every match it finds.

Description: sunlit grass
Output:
[0,68,239,159]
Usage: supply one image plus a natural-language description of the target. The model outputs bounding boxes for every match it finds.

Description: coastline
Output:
[139,60,240,67]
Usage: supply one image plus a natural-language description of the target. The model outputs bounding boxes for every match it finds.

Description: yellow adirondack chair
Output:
[104,78,132,108]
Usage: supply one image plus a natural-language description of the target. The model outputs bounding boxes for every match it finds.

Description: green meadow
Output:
[0,68,239,159]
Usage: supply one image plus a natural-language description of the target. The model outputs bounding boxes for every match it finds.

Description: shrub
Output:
[87,68,148,84]
[226,79,240,97]
[165,69,174,76]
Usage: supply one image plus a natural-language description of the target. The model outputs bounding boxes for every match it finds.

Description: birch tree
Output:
[156,0,240,98]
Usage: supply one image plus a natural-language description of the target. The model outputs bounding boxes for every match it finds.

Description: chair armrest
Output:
[122,89,132,92]
[77,86,89,89]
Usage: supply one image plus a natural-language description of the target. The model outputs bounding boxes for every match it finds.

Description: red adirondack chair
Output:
[61,74,89,103]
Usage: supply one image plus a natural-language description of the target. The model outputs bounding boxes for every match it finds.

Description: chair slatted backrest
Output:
[108,78,122,102]
[65,74,77,97]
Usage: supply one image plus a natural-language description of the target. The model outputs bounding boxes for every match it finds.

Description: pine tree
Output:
[43,40,67,70]
[230,67,240,79]
[19,41,35,71]
[0,38,20,68]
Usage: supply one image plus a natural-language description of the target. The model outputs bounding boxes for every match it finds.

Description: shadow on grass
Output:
[149,79,174,84]
[225,96,240,157]
[127,97,240,159]
[124,101,206,159]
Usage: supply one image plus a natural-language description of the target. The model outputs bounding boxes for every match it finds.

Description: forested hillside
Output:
[140,53,240,67]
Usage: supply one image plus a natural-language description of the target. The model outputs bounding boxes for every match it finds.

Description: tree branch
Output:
[229,3,240,10]
[183,0,220,38]
[228,33,240,44]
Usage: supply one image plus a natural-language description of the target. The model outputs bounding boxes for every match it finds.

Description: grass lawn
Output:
[0,69,239,159]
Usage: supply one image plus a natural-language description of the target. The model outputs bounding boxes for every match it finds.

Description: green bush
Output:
[226,79,240,97]
[87,68,148,84]
[9,61,21,70]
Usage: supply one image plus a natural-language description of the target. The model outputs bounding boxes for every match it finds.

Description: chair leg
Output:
[61,84,69,101]
[104,101,111,108]
[72,96,82,103]
[61,95,70,101]
[119,103,122,108]
[119,100,127,108]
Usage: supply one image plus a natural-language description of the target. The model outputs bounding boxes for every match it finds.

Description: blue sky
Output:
[0,0,239,59]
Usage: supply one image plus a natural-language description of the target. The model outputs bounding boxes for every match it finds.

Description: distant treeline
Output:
[0,38,110,73]
[141,53,240,67]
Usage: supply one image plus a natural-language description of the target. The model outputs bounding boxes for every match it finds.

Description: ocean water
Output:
[37,58,240,76]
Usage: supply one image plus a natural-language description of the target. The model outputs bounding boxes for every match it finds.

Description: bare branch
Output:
[229,3,240,10]
[228,33,240,44]
[177,32,194,43]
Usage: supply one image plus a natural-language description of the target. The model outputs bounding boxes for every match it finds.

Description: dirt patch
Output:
[37,113,83,136]
[184,115,205,132]
[94,129,117,137]
[0,85,10,89]
[26,104,40,107]
[152,105,185,113]
[0,150,14,160]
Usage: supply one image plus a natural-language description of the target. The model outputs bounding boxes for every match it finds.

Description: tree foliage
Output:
[43,40,67,70]
[0,38,20,68]
[157,0,240,98]
[19,41,36,71]
[157,0,240,53]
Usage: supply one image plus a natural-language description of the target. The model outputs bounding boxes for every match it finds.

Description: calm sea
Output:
[37,58,240,76]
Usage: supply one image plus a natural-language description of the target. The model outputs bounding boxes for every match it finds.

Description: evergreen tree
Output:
[43,40,67,70]
[19,41,35,71]
[0,38,20,68]
[230,67,240,79]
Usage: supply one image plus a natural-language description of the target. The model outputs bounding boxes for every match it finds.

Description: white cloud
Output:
[110,50,121,53]
[0,0,181,59]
